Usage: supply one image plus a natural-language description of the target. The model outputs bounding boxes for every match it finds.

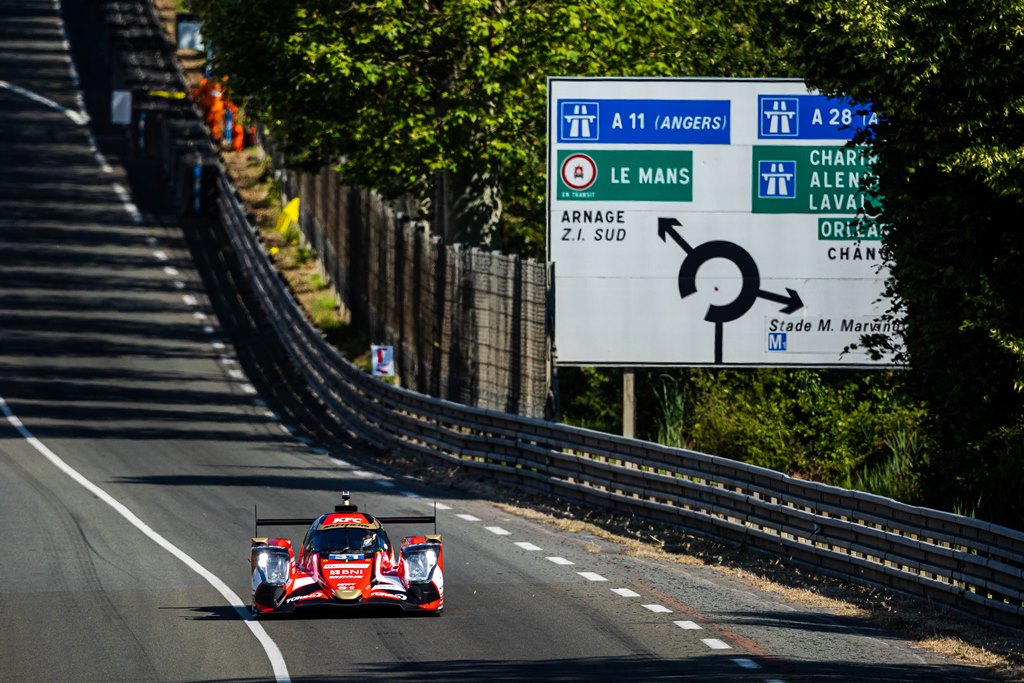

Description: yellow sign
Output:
[275,197,300,233]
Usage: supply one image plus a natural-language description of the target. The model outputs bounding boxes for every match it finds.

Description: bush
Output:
[651,369,930,496]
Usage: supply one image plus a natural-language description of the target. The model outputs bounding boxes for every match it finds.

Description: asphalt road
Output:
[0,1,1002,681]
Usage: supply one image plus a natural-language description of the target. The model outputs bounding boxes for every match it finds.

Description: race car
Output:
[249,493,443,616]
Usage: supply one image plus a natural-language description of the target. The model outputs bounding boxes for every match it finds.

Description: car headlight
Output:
[255,549,290,585]
[404,547,438,583]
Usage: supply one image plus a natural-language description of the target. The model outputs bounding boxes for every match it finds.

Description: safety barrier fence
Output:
[105,0,1024,628]
[215,174,1024,627]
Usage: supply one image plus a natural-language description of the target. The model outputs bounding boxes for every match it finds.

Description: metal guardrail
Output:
[215,172,1024,627]
[101,0,1023,629]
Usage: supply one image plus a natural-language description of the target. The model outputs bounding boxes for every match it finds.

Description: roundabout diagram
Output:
[658,217,804,363]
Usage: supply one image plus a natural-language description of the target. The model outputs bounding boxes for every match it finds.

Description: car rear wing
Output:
[254,498,438,535]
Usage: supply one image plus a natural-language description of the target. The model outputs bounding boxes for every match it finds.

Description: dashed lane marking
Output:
[702,639,731,650]
[485,526,511,536]
[456,514,480,522]
[577,572,607,582]
[611,588,640,598]
[642,604,672,613]
[546,556,574,566]
[514,542,542,551]
[674,621,702,630]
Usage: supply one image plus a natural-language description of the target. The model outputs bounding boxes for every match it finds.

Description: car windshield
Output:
[309,527,380,554]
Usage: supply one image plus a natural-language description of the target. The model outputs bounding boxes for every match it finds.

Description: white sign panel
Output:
[547,78,898,367]
[371,345,395,377]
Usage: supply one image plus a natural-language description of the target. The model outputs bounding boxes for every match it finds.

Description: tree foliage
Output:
[192,0,686,249]
[190,0,794,253]
[788,0,1024,526]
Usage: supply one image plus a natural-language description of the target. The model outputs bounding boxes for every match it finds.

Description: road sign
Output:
[371,345,395,377]
[547,78,897,367]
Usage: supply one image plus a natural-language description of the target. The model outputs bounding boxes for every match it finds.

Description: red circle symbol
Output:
[560,154,597,190]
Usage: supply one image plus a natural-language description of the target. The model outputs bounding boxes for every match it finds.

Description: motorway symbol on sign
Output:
[760,97,799,137]
[561,101,600,140]
[758,160,796,198]
[658,217,804,363]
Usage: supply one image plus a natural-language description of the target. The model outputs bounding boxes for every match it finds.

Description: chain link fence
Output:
[269,158,551,419]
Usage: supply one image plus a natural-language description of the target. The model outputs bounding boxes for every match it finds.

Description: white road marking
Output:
[228,369,245,380]
[374,480,396,488]
[434,502,452,511]
[182,295,199,307]
[546,556,574,565]
[455,514,480,522]
[174,281,186,290]
[241,385,257,395]
[578,572,607,582]
[674,620,702,630]
[611,588,640,598]
[485,526,511,536]
[220,357,236,365]
[0,395,290,682]
[164,266,179,276]
[203,325,215,334]
[0,78,88,125]
[400,491,421,498]
[85,129,112,173]
[732,658,760,670]
[702,639,731,650]
[213,342,227,350]
[514,542,541,551]
[153,250,169,261]
[642,604,672,613]
[263,411,277,419]
[352,470,372,478]
[192,312,208,321]
[111,183,142,223]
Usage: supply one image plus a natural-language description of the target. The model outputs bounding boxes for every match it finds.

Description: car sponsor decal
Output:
[286,591,325,603]
[322,562,371,570]
[326,553,366,560]
[370,591,405,601]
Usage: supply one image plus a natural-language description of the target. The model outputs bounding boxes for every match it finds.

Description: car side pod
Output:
[250,538,292,612]
[401,536,444,612]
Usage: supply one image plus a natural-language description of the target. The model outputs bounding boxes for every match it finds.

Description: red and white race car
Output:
[249,493,444,616]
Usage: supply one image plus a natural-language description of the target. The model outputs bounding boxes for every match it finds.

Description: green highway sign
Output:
[557,149,693,202]
[751,145,875,214]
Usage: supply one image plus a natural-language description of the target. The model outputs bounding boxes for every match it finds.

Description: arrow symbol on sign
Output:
[658,217,692,254]
[757,288,804,314]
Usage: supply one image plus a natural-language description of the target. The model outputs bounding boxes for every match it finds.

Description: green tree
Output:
[789,0,1024,527]
[191,1,692,251]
